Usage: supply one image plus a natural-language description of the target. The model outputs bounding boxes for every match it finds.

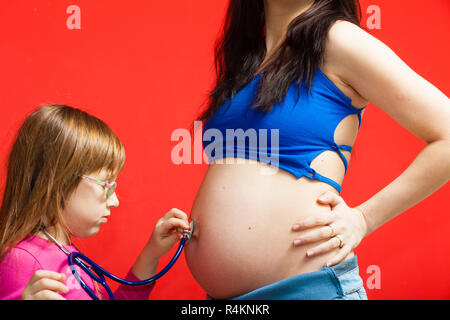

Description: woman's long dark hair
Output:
[198,0,362,122]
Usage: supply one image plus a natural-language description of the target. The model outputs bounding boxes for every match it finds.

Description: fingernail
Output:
[294,239,302,245]
[292,224,301,230]
[307,250,314,256]
[319,196,328,201]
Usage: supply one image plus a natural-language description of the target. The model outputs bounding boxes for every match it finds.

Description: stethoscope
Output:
[42,221,195,300]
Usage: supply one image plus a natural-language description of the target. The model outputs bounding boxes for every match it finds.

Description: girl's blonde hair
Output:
[0,105,126,262]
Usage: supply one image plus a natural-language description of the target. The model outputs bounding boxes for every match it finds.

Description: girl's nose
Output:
[107,192,119,208]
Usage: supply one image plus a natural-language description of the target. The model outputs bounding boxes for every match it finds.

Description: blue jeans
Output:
[329,255,368,300]
[206,255,367,300]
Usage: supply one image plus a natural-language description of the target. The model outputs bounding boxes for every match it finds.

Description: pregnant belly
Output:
[185,159,354,299]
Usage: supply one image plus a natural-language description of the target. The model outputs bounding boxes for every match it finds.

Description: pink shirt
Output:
[0,235,155,300]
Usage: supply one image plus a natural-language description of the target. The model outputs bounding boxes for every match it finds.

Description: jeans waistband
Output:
[330,255,358,277]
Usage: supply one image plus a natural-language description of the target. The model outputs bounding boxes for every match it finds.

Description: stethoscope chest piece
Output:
[182,220,195,241]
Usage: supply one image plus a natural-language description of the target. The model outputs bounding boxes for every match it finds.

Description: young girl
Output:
[0,104,191,300]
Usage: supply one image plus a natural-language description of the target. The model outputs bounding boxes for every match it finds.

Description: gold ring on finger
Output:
[328,225,336,237]
[335,234,344,248]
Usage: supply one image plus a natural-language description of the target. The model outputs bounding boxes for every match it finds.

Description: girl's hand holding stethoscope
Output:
[291,191,369,267]
[143,208,191,259]
[131,208,191,281]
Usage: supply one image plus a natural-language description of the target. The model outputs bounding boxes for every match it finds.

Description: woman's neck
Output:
[263,0,314,54]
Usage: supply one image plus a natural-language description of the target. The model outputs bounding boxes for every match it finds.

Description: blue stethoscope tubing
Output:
[43,221,194,300]
[68,236,188,300]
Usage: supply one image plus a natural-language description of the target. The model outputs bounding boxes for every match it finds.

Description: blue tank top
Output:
[202,67,366,193]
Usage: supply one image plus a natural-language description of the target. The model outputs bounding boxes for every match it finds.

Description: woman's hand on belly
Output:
[291,190,368,267]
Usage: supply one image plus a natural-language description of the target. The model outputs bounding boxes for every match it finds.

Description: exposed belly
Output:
[185,158,354,299]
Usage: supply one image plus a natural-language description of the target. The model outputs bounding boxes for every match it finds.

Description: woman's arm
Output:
[328,20,450,236]
[292,20,449,266]
[356,140,450,236]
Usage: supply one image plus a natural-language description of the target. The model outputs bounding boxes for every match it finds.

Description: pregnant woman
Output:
[185,0,450,299]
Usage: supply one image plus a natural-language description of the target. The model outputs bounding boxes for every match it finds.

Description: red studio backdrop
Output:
[0,0,449,300]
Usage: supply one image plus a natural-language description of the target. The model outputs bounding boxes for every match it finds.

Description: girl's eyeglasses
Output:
[80,175,117,198]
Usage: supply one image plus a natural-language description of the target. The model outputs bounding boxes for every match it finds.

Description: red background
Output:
[0,0,449,299]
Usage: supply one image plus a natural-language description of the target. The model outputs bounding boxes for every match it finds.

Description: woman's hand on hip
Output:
[291,191,368,267]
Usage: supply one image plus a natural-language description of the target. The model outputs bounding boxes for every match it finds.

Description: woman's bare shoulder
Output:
[324,20,450,143]
[320,20,370,109]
